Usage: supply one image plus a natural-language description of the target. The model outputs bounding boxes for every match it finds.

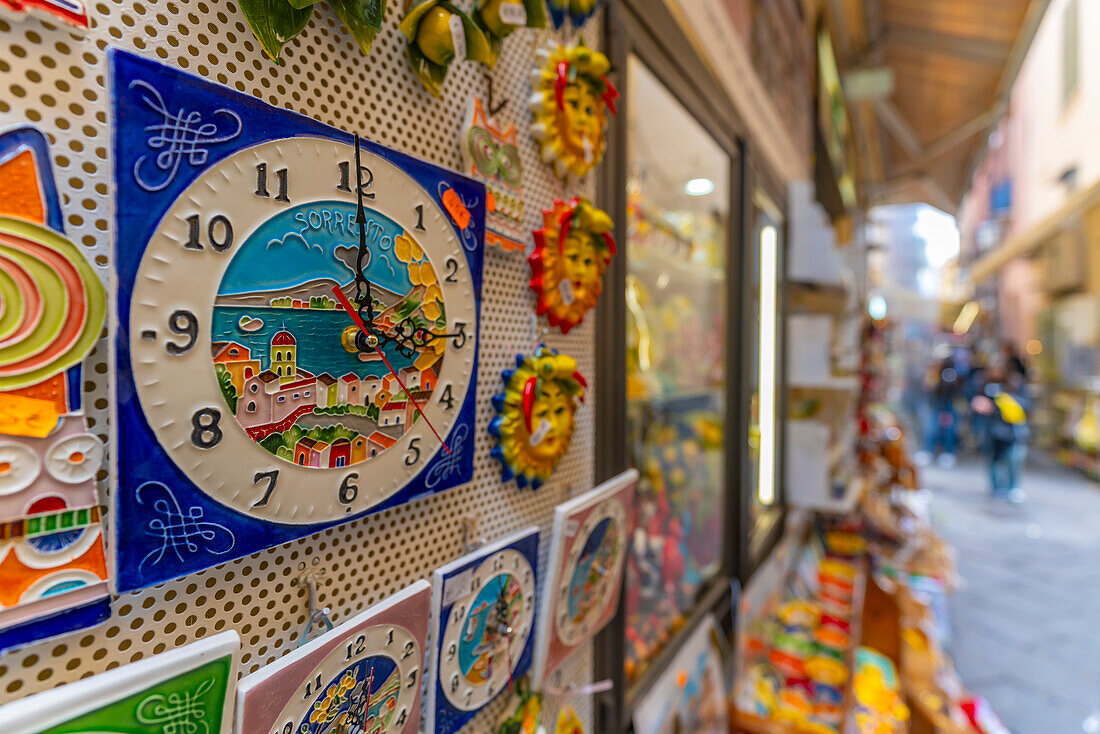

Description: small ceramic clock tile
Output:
[532,469,636,687]
[426,526,540,734]
[0,631,239,734]
[236,579,430,734]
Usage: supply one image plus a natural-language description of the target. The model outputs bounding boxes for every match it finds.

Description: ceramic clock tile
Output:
[237,580,430,734]
[0,631,240,734]
[0,0,88,28]
[0,125,111,652]
[109,49,486,593]
[427,526,540,734]
[632,614,729,734]
[532,469,635,687]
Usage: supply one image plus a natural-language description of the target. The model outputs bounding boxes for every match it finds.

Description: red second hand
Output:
[331,285,451,455]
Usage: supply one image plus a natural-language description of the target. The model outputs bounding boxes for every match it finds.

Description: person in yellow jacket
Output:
[971,365,1030,503]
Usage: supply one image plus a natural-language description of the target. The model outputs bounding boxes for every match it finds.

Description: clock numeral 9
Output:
[254,162,290,203]
[165,309,198,355]
[404,437,421,466]
[446,641,457,660]
[337,161,375,199]
[443,257,459,283]
[338,473,359,504]
[190,408,223,449]
[184,213,233,252]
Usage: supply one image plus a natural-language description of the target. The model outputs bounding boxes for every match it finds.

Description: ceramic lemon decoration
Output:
[472,0,547,68]
[400,0,491,97]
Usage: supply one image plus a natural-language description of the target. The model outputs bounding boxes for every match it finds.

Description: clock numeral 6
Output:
[184,213,234,252]
[254,162,290,203]
[337,161,375,200]
[190,408,223,449]
[338,473,359,504]
[404,437,421,466]
[165,310,198,355]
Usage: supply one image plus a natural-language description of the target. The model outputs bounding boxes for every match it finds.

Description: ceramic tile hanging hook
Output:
[485,74,508,117]
[543,668,613,697]
[292,558,333,647]
[461,514,486,553]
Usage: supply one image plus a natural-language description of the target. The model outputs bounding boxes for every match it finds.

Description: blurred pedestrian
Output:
[972,364,1029,503]
[920,355,961,467]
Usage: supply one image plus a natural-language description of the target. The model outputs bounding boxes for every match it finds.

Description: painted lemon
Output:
[417,6,457,65]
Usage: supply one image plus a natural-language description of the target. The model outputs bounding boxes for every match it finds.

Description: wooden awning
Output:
[833,0,1049,212]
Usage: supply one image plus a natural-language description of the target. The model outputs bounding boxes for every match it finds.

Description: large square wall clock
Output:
[237,580,431,734]
[109,49,486,592]
[0,125,111,652]
[0,631,240,734]
[532,469,635,687]
[427,526,540,734]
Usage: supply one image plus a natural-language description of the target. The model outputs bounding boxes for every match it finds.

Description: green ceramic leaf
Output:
[331,0,386,54]
[523,0,547,27]
[239,0,314,62]
[286,0,322,8]
[406,42,447,97]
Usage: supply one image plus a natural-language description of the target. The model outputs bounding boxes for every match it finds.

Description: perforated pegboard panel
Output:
[0,2,601,730]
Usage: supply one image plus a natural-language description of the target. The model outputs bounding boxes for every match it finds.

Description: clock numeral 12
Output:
[184,214,234,252]
[337,161,375,199]
[345,633,366,660]
[254,162,290,203]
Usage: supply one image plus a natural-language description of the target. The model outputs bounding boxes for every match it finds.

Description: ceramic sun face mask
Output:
[529,42,619,180]
[529,197,615,334]
[489,346,586,490]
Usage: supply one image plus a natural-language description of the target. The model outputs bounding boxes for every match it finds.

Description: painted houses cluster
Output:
[213,330,438,450]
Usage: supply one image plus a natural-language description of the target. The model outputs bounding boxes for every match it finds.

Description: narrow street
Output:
[924,458,1100,732]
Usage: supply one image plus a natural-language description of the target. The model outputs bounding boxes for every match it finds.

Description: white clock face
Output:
[272,624,420,734]
[438,549,536,711]
[556,499,626,645]
[128,137,477,524]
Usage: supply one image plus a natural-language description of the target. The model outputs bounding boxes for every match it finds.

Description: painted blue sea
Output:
[212,306,419,379]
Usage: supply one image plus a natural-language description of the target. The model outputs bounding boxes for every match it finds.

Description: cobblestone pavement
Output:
[922,457,1100,733]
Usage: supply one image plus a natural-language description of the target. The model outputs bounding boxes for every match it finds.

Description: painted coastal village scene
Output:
[210,201,448,469]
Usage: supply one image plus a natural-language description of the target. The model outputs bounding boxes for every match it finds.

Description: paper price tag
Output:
[443,567,475,607]
[558,278,575,305]
[528,418,552,446]
[499,1,527,25]
[441,187,471,229]
[449,13,466,61]
[0,394,60,438]
[564,519,579,538]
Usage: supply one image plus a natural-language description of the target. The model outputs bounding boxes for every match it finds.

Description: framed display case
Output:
[741,178,790,577]
[594,0,748,730]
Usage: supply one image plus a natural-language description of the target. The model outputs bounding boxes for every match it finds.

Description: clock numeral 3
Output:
[184,213,234,252]
[251,470,279,508]
[190,408,223,449]
[443,256,459,283]
[165,310,198,355]
[254,162,290,203]
[338,473,359,504]
[337,161,375,200]
[451,322,467,350]
[404,437,421,466]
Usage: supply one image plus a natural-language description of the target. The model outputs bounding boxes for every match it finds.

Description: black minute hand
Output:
[352,134,375,333]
